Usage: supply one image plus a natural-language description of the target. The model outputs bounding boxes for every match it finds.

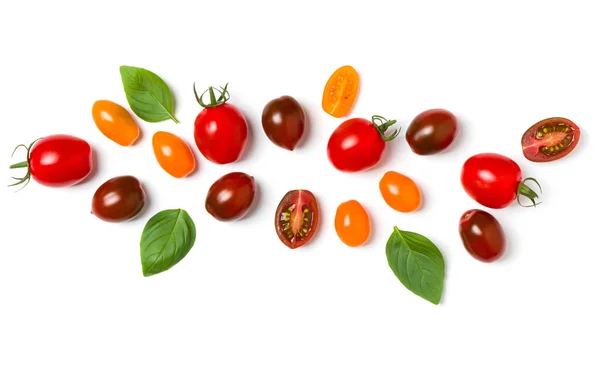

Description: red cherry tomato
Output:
[9,135,93,189]
[275,190,320,249]
[327,115,400,172]
[193,84,248,164]
[461,153,542,209]
[521,117,580,162]
[459,209,506,262]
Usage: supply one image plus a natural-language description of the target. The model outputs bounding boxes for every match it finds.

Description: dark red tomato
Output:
[9,134,93,189]
[459,209,506,262]
[327,115,399,172]
[193,84,248,164]
[521,117,580,162]
[405,109,458,155]
[262,95,305,151]
[92,176,146,223]
[461,153,542,209]
[205,172,256,221]
[275,190,319,249]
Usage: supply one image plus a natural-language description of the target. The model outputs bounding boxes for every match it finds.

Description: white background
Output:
[1,1,599,373]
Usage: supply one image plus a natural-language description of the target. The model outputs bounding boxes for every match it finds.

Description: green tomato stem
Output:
[517,177,543,207]
[10,161,28,169]
[372,115,401,142]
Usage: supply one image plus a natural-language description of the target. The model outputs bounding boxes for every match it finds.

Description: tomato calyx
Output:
[372,115,400,142]
[8,139,40,191]
[517,177,543,208]
[193,82,231,108]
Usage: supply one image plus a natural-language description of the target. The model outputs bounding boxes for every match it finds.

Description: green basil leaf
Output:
[386,226,445,305]
[140,209,196,277]
[119,66,178,123]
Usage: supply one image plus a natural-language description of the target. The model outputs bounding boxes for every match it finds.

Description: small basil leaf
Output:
[119,66,178,123]
[140,209,196,277]
[386,226,445,305]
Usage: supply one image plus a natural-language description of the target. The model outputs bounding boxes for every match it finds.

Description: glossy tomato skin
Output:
[379,171,421,213]
[275,190,320,249]
[194,104,248,164]
[152,131,196,178]
[92,176,146,223]
[406,109,458,155]
[459,209,506,262]
[461,153,522,209]
[327,118,385,172]
[521,117,580,162]
[29,135,93,187]
[205,172,256,221]
[92,100,140,146]
[335,200,370,247]
[262,95,305,151]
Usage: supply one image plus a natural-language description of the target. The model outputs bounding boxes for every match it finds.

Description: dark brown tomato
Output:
[459,209,506,262]
[261,95,305,151]
[205,172,256,221]
[521,117,580,162]
[275,190,319,249]
[405,109,458,155]
[92,176,146,223]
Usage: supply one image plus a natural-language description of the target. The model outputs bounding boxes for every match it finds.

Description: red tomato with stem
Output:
[461,153,542,209]
[9,135,93,189]
[327,115,400,172]
[193,83,248,164]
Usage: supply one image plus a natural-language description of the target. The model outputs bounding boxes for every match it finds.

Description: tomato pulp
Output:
[322,65,359,118]
[461,153,542,209]
[275,190,320,249]
[193,84,248,164]
[521,117,580,162]
[10,135,93,189]
[327,115,400,172]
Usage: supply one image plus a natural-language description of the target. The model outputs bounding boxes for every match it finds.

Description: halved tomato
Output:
[521,117,580,162]
[321,65,359,118]
[275,190,320,249]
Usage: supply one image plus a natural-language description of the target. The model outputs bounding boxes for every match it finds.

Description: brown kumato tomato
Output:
[459,209,506,262]
[262,95,305,151]
[92,176,146,223]
[205,172,256,221]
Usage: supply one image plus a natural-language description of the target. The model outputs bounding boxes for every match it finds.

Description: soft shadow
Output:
[78,147,101,186]
[132,179,153,222]
[296,102,313,150]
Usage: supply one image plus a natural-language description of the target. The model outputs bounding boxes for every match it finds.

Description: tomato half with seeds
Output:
[335,200,370,247]
[521,117,580,162]
[459,209,506,262]
[275,190,320,249]
[322,65,359,118]
[152,131,196,178]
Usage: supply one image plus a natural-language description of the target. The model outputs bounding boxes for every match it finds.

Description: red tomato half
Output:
[461,153,542,209]
[275,190,320,249]
[327,115,399,172]
[9,135,93,189]
[521,117,580,162]
[193,84,248,164]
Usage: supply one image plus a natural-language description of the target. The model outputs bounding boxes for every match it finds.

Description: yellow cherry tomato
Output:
[152,131,196,178]
[335,200,371,247]
[379,171,421,213]
[92,100,140,146]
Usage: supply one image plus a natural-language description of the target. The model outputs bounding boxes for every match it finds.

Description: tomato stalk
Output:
[194,82,230,108]
[517,177,543,207]
[8,139,40,191]
[372,115,400,142]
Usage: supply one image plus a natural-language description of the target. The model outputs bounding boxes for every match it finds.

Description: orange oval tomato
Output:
[379,171,422,213]
[92,100,140,146]
[322,65,359,118]
[335,200,371,247]
[152,131,196,178]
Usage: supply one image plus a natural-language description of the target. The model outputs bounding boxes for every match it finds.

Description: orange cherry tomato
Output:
[92,100,140,146]
[334,200,371,247]
[152,131,196,178]
[322,65,359,118]
[379,171,422,213]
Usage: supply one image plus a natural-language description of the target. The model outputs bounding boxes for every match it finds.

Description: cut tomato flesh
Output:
[521,117,580,162]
